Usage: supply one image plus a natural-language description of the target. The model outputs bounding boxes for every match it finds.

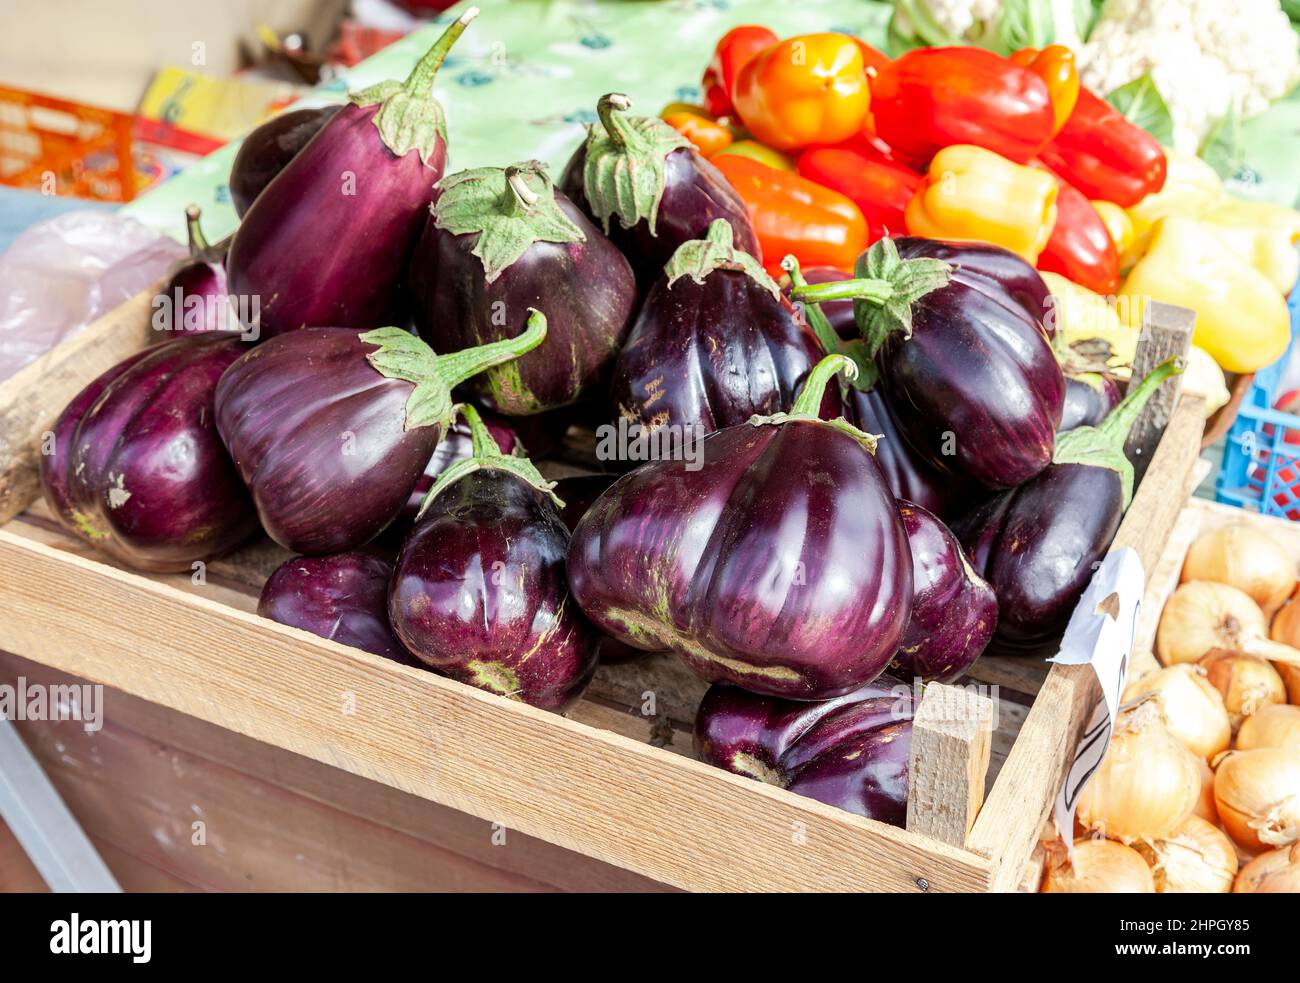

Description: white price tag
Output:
[1048,547,1145,857]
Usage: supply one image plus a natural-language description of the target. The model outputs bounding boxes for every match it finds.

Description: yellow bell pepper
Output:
[1041,271,1136,367]
[1120,216,1290,374]
[1196,197,1300,295]
[1122,149,1223,266]
[1181,344,1230,418]
[905,145,1059,263]
[1090,200,1134,257]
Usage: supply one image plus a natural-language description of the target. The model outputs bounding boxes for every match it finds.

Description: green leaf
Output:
[887,0,960,55]
[1198,102,1246,181]
[993,0,1057,56]
[1106,71,1175,147]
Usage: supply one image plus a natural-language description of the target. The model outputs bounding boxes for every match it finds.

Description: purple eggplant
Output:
[411,160,637,414]
[226,12,476,340]
[952,358,1182,654]
[1059,372,1123,432]
[151,205,232,334]
[695,677,913,824]
[40,335,259,572]
[389,406,598,711]
[214,312,547,555]
[229,105,342,217]
[893,502,997,681]
[560,93,760,285]
[609,219,834,448]
[258,553,418,666]
[792,238,1065,489]
[569,356,912,701]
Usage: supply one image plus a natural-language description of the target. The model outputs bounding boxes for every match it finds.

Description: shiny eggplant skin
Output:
[215,327,440,555]
[1059,374,1122,432]
[258,552,417,666]
[874,238,1064,488]
[695,677,912,824]
[568,419,913,700]
[153,206,230,334]
[389,469,598,712]
[893,502,997,681]
[40,336,259,572]
[610,269,833,438]
[561,141,759,286]
[226,103,443,339]
[412,190,637,414]
[229,105,341,217]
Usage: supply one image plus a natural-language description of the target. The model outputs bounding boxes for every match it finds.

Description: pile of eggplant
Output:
[38,8,1182,826]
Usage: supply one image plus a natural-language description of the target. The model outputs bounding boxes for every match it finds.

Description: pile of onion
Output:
[1181,525,1296,617]
[1122,664,1230,760]
[1157,581,1300,669]
[1041,838,1154,893]
[1136,815,1238,893]
[1234,842,1300,892]
[1237,703,1300,753]
[1213,748,1300,853]
[1269,601,1300,702]
[1199,650,1286,732]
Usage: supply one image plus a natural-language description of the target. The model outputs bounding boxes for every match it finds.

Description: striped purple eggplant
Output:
[695,677,913,824]
[258,553,417,666]
[214,313,547,555]
[610,219,834,446]
[952,358,1182,654]
[411,160,637,414]
[561,93,759,285]
[389,406,598,711]
[892,502,997,681]
[792,238,1064,489]
[40,335,258,572]
[229,105,341,217]
[569,356,912,700]
[151,205,231,334]
[226,12,476,339]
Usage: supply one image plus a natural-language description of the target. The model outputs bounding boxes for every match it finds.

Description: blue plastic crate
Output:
[1216,289,1300,517]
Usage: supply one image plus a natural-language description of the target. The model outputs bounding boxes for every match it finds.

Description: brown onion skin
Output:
[1234,842,1300,893]
[1042,839,1155,893]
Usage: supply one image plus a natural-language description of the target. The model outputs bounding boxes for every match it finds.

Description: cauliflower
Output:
[890,0,1085,54]
[1077,0,1300,151]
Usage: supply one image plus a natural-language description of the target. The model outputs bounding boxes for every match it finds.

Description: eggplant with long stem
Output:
[561,93,759,285]
[411,159,637,414]
[569,355,912,701]
[152,205,231,334]
[215,311,547,555]
[951,358,1184,654]
[389,405,598,712]
[226,10,478,339]
[229,105,342,217]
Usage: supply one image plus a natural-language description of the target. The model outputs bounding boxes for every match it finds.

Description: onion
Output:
[1077,703,1201,843]
[1278,662,1300,705]
[1122,664,1230,760]
[1157,581,1300,667]
[1200,650,1286,731]
[1233,842,1300,893]
[1193,756,1218,824]
[1214,748,1300,852]
[1267,606,1300,702]
[1041,838,1155,893]
[1182,525,1296,617]
[1237,703,1300,753]
[1136,815,1238,893]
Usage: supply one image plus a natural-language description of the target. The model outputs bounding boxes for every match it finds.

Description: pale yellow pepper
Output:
[1123,149,1224,265]
[905,144,1058,263]
[1041,271,1136,367]
[1090,200,1134,256]
[1120,216,1290,374]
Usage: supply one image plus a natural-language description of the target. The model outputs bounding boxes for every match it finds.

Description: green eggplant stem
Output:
[792,277,895,306]
[1096,356,1185,449]
[459,403,504,458]
[791,354,857,418]
[184,204,208,254]
[402,6,479,97]
[505,165,540,213]
[781,255,845,358]
[438,308,548,389]
[597,92,634,149]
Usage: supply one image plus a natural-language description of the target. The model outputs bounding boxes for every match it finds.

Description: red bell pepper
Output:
[1038,86,1167,208]
[701,25,779,119]
[797,147,919,242]
[1035,170,1120,295]
[868,46,1055,167]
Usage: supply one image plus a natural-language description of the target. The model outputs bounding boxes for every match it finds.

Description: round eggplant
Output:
[389,407,598,712]
[1059,372,1122,432]
[569,356,912,701]
[258,553,417,666]
[561,93,759,285]
[892,502,997,681]
[229,105,341,217]
[412,160,637,414]
[40,335,259,572]
[226,12,476,339]
[151,205,231,334]
[214,314,547,555]
[695,677,913,824]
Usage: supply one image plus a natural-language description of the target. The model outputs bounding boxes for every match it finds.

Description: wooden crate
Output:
[0,291,1207,892]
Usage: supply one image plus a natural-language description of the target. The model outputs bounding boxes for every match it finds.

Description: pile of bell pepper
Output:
[668,27,1300,382]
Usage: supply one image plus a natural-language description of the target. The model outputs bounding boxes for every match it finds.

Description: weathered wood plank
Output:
[905,683,993,846]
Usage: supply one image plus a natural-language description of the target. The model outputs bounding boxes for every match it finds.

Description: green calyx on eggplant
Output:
[952,357,1184,654]
[228,105,341,217]
[791,237,1065,490]
[609,220,834,449]
[570,355,913,701]
[213,311,547,555]
[561,93,760,284]
[411,159,637,414]
[225,10,478,340]
[695,677,913,824]
[389,404,597,712]
[40,335,259,572]
[152,205,232,335]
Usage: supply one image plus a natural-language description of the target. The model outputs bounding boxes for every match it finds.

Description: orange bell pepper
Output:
[1010,46,1079,136]
[732,33,872,152]
[712,153,869,273]
[662,111,733,157]
[701,25,779,119]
